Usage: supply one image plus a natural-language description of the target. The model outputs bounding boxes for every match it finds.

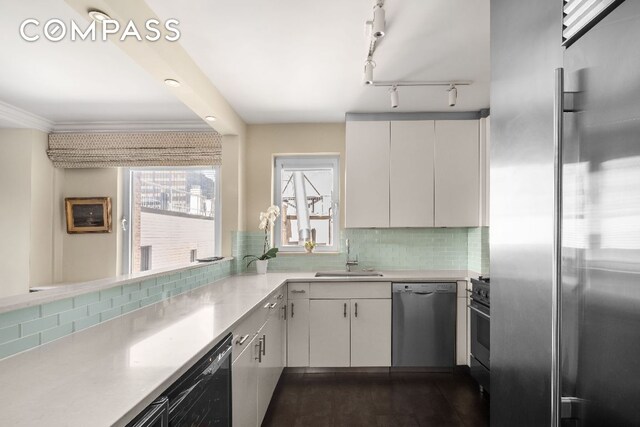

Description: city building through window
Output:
[273,156,339,252]
[123,167,220,273]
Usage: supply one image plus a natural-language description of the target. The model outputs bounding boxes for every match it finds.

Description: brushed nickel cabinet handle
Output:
[291,302,294,318]
[255,339,262,363]
[355,302,358,318]
[291,289,306,294]
[262,334,266,356]
[235,334,249,346]
[344,302,347,318]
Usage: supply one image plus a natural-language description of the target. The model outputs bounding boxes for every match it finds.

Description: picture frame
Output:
[65,197,112,234]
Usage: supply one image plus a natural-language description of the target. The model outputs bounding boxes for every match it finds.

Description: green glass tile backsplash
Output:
[235,228,490,274]
[0,227,489,362]
[0,258,233,361]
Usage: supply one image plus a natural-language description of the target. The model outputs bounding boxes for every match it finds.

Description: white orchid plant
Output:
[244,205,280,267]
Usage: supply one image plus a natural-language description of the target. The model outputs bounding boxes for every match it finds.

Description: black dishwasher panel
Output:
[165,334,233,427]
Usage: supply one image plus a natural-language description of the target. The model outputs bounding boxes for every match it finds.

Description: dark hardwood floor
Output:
[262,371,489,427]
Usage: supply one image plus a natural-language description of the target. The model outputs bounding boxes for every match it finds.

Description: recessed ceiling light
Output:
[88,9,111,22]
[164,79,181,88]
[204,116,217,122]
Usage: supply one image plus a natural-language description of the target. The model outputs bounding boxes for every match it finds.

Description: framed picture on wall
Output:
[65,197,112,234]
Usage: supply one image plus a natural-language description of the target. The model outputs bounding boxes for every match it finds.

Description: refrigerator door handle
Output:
[551,67,565,427]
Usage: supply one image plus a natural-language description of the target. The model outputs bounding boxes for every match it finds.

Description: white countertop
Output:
[0,270,477,427]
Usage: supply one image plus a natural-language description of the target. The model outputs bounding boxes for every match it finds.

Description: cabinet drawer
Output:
[288,283,310,300]
[309,282,391,299]
[233,286,286,360]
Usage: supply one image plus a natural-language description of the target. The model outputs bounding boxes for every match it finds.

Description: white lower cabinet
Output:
[232,334,259,427]
[350,299,392,367]
[308,296,392,368]
[257,300,286,423]
[309,299,351,367]
[287,299,309,367]
[232,288,286,427]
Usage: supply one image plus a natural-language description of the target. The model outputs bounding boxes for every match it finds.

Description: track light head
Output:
[390,85,399,109]
[372,5,386,38]
[363,60,375,85]
[448,84,458,107]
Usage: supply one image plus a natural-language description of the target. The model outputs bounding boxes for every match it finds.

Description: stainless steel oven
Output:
[469,277,490,393]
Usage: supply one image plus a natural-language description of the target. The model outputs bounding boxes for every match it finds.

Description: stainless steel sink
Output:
[315,271,384,278]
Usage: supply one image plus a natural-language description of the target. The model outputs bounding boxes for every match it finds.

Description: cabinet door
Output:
[434,120,480,227]
[350,299,392,367]
[345,121,390,228]
[309,299,350,367]
[232,335,259,427]
[390,121,435,227]
[287,299,309,367]
[257,303,285,425]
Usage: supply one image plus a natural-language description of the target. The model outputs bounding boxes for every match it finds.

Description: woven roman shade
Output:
[47,132,222,168]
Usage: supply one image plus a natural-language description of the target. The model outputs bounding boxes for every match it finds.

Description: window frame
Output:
[273,155,340,253]
[122,165,221,274]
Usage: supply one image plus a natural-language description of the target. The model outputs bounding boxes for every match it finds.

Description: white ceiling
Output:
[0,0,489,128]
[0,0,201,128]
[147,0,490,123]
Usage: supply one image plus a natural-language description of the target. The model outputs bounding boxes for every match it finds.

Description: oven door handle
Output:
[468,305,491,320]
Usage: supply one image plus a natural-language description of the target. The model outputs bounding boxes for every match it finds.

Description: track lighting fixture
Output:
[390,86,399,109]
[363,60,375,85]
[448,84,458,107]
[360,2,471,108]
[372,5,386,38]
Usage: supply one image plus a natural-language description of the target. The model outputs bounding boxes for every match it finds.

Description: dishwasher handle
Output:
[413,291,434,296]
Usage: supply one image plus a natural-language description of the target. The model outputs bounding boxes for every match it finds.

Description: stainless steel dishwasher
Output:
[392,282,457,368]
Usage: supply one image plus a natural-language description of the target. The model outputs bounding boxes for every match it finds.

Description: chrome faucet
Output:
[345,239,359,272]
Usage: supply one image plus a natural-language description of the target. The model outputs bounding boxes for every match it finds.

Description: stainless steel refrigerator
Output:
[491,0,640,426]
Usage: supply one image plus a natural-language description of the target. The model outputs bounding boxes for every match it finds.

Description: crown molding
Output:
[52,120,212,133]
[0,100,54,132]
[0,101,212,134]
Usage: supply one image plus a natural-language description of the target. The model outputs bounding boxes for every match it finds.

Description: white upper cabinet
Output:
[345,119,481,228]
[345,121,390,228]
[434,120,480,227]
[390,121,435,227]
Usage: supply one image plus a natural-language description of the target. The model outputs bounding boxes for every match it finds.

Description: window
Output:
[123,167,220,273]
[140,246,152,272]
[274,156,339,252]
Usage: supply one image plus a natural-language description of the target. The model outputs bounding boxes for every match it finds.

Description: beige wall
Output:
[29,131,60,286]
[0,129,60,297]
[245,123,346,231]
[61,168,121,283]
[0,130,34,297]
[221,134,246,256]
